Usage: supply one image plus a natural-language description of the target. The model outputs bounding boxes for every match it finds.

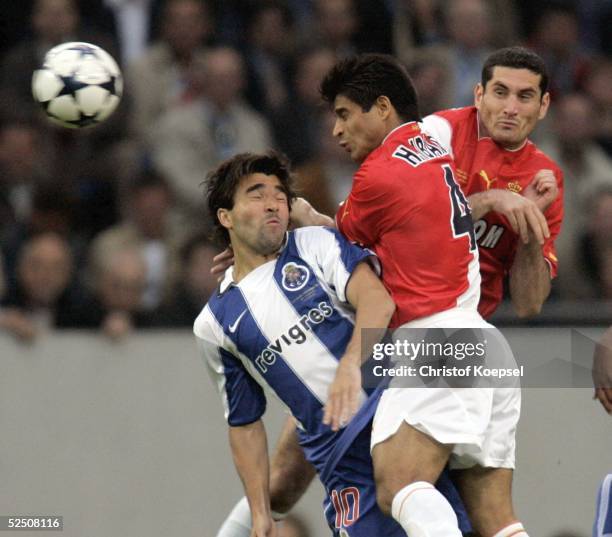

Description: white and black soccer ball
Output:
[32,42,123,129]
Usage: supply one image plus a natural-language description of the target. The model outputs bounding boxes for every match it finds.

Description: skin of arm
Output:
[508,235,551,318]
[229,420,277,537]
[323,261,396,430]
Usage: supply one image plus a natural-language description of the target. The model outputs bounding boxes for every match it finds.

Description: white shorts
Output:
[370,307,520,469]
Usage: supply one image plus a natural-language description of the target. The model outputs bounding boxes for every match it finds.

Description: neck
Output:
[231,242,281,283]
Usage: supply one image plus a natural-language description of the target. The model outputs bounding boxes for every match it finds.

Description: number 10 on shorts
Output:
[331,487,360,528]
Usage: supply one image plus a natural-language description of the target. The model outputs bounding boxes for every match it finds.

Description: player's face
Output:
[222,173,289,256]
[332,95,388,163]
[475,67,550,150]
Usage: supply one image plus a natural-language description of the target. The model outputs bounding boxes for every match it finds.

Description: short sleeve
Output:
[197,335,267,426]
[294,226,379,303]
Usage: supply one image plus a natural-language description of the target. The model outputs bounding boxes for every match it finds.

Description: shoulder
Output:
[291,226,344,254]
[193,302,222,342]
[432,106,476,126]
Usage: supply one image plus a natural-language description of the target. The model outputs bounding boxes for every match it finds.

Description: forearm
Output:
[345,282,396,365]
[467,191,495,221]
[509,240,551,318]
[229,420,272,522]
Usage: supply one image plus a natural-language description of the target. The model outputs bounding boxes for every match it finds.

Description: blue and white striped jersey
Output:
[194,226,379,448]
[595,474,612,537]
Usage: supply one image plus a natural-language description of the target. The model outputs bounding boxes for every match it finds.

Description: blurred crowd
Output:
[0,0,611,341]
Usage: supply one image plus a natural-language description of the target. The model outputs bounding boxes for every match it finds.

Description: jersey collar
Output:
[381,121,420,146]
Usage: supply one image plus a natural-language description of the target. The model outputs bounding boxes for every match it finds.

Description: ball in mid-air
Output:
[32,42,123,129]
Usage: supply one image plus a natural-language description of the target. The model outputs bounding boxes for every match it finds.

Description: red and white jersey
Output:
[422,106,564,318]
[336,122,480,328]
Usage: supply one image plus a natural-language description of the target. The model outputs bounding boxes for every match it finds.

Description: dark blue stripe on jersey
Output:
[208,286,327,433]
[322,226,377,278]
[218,347,266,426]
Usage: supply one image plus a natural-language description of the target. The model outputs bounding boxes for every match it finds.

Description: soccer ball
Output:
[32,42,123,129]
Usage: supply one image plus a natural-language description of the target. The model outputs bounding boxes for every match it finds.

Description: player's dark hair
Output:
[206,151,295,246]
[481,47,549,97]
[320,53,421,122]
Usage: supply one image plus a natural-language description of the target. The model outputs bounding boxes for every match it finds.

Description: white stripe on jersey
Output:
[420,114,454,157]
[239,261,362,405]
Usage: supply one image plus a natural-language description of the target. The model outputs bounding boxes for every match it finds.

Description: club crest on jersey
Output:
[281,262,309,291]
[507,181,522,193]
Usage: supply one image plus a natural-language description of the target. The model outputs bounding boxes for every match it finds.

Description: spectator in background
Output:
[408,55,453,115]
[78,0,165,66]
[392,0,517,59]
[301,0,360,57]
[539,93,612,300]
[149,47,272,221]
[88,171,185,313]
[528,3,592,99]
[154,233,217,327]
[581,187,612,301]
[294,112,356,216]
[243,0,296,117]
[1,184,83,290]
[0,118,51,236]
[126,0,214,140]
[271,47,337,165]
[584,58,612,157]
[396,0,495,107]
[80,245,152,339]
[0,233,79,342]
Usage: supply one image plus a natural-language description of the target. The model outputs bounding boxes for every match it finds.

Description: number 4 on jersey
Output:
[442,164,476,251]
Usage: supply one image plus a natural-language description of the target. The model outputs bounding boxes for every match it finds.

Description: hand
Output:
[323,356,362,431]
[523,169,559,213]
[489,189,549,245]
[103,311,133,340]
[0,308,37,342]
[290,197,335,228]
[211,247,234,280]
[593,331,612,415]
[251,514,277,537]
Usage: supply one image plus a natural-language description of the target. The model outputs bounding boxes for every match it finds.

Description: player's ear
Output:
[217,208,232,230]
[376,96,392,119]
[474,83,484,108]
[538,92,551,120]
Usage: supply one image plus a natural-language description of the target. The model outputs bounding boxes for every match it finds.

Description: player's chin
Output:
[258,233,284,254]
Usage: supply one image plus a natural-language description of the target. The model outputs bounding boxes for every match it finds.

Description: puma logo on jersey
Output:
[255,301,334,373]
[479,170,496,190]
[474,220,505,249]
[392,134,448,167]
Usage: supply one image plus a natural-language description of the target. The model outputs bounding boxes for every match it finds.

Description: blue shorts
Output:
[319,427,471,536]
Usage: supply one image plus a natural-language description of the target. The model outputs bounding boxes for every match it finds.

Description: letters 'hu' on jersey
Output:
[336,121,481,328]
[424,106,564,318]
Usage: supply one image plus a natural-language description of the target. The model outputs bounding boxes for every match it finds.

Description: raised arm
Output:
[229,420,277,537]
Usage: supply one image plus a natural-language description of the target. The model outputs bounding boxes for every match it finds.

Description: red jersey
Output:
[423,106,564,318]
[336,122,480,328]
